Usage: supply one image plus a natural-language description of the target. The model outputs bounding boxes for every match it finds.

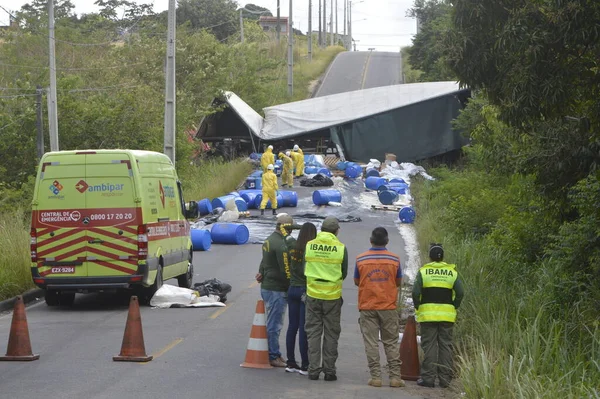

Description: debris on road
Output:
[300,174,334,187]
[150,284,225,309]
[193,278,232,303]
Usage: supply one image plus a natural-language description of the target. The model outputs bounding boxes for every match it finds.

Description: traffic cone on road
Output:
[113,296,153,362]
[400,315,420,381]
[0,295,39,361]
[240,299,272,369]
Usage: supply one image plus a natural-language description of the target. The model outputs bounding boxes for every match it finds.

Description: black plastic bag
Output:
[193,278,232,303]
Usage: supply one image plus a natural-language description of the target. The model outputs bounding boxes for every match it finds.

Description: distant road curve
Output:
[314,51,403,97]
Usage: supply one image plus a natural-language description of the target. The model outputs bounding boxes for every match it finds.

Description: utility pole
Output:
[348,0,352,51]
[287,0,293,96]
[343,0,347,49]
[47,0,59,151]
[240,9,244,43]
[335,0,338,44]
[36,85,44,160]
[318,0,322,47]
[276,0,281,44]
[323,0,326,47]
[330,0,333,46]
[163,0,176,164]
[308,0,312,61]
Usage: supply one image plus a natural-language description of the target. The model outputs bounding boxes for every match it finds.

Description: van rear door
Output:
[83,153,140,278]
[34,153,88,278]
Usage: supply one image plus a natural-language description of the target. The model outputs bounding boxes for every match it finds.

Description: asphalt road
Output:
[0,180,448,399]
[315,51,403,97]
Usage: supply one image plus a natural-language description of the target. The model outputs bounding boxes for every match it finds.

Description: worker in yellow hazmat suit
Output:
[290,151,303,178]
[279,151,294,188]
[260,164,279,216]
[261,145,275,173]
[292,144,304,177]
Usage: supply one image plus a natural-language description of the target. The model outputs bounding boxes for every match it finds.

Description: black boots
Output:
[260,209,264,216]
[272,209,277,215]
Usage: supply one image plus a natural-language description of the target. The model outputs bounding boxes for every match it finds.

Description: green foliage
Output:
[179,158,253,201]
[176,0,239,40]
[407,0,455,81]
[0,211,34,301]
[399,47,422,83]
[241,4,272,20]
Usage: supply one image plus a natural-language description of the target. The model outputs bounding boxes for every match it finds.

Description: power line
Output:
[0,61,145,71]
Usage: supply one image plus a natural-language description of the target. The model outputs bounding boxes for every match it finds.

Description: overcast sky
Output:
[1,0,417,51]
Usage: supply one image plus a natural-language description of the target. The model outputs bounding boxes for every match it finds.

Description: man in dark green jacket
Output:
[255,214,296,367]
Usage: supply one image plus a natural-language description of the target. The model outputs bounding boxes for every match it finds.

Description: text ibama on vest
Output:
[425,268,454,276]
[309,244,338,252]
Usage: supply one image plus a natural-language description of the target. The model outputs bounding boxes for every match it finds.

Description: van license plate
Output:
[50,267,75,274]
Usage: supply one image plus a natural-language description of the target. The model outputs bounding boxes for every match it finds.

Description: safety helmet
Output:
[293,145,299,151]
[429,243,444,261]
[268,145,274,150]
[286,151,291,157]
[267,164,274,170]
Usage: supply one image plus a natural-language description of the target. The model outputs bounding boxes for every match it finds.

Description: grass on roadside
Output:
[411,170,600,398]
[0,211,34,301]
[178,158,254,202]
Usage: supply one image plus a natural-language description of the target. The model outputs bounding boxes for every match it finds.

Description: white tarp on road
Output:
[219,82,463,141]
[150,284,226,309]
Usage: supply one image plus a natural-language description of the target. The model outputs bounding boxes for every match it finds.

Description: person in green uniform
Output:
[285,222,317,375]
[304,217,348,381]
[255,214,297,367]
[412,243,465,388]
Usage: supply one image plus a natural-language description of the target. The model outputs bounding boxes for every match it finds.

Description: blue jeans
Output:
[286,286,308,368]
[261,289,287,360]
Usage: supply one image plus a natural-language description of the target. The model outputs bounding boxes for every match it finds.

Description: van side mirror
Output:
[185,201,199,219]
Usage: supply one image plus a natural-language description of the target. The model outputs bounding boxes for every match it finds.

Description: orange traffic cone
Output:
[240,299,272,369]
[400,315,420,381]
[113,296,153,362]
[0,295,39,361]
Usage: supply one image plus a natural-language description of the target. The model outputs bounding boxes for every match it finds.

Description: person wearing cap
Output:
[255,213,296,367]
[412,243,465,389]
[304,216,348,381]
[279,151,294,188]
[292,145,304,177]
[261,145,275,173]
[259,164,278,216]
[354,227,405,388]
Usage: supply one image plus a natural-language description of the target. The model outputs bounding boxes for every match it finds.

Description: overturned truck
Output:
[196,82,471,163]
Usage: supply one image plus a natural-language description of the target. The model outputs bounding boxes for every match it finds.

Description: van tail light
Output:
[30,227,38,262]
[137,224,148,260]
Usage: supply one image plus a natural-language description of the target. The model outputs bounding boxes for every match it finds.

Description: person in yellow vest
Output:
[412,243,465,389]
[292,144,304,177]
[260,164,278,216]
[279,151,294,188]
[304,217,348,382]
[261,145,275,173]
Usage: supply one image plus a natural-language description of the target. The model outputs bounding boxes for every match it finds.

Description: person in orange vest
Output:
[354,227,405,388]
[412,243,465,388]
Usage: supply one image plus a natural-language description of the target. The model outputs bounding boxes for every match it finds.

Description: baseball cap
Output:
[277,213,293,225]
[321,216,340,231]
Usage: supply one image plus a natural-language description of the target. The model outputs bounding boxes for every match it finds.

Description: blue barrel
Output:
[211,223,249,245]
[305,166,319,174]
[249,153,260,160]
[191,229,212,251]
[250,170,263,178]
[275,159,283,166]
[198,198,213,216]
[279,191,298,207]
[313,189,342,205]
[234,197,248,211]
[378,183,409,195]
[239,189,261,196]
[254,193,284,209]
[317,168,332,177]
[378,190,399,205]
[399,206,416,224]
[365,176,387,190]
[389,178,406,184]
[336,161,347,170]
[229,191,241,197]
[366,168,380,178]
[245,177,257,189]
[211,194,238,209]
[345,164,362,178]
[241,191,261,209]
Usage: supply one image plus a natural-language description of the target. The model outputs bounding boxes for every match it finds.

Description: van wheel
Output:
[140,264,163,305]
[45,290,60,306]
[177,256,194,289]
[59,292,75,306]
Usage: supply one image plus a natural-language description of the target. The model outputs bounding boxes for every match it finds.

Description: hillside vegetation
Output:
[0,0,343,300]
[406,0,600,397]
